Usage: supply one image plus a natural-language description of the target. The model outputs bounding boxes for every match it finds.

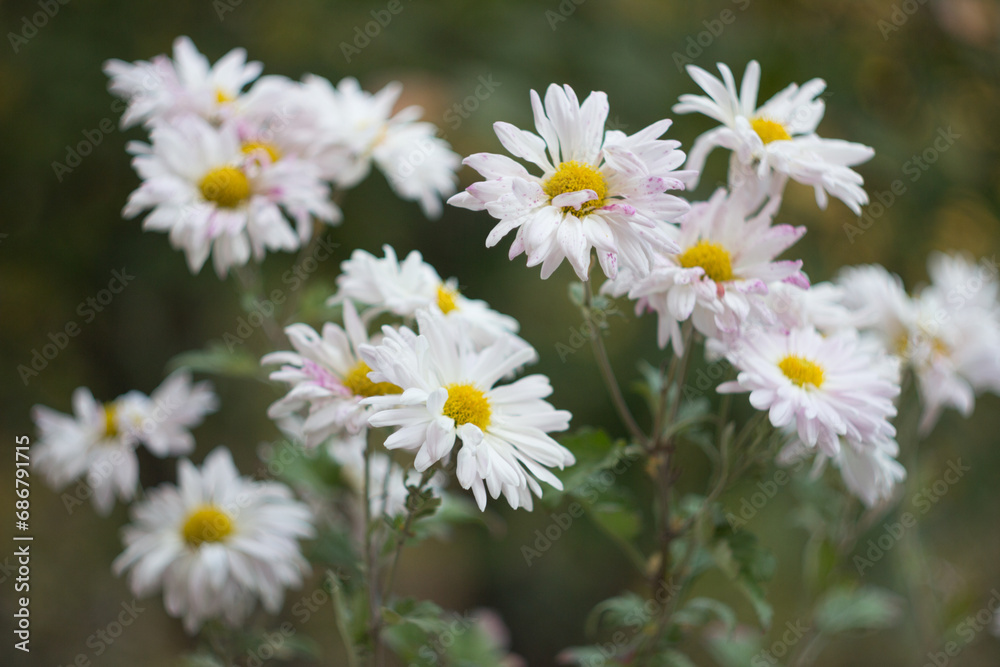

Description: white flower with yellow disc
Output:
[448,83,692,281]
[360,311,574,511]
[674,61,874,214]
[113,447,313,633]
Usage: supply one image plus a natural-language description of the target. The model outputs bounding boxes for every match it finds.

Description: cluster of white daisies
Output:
[32,372,313,633]
[108,36,460,276]
[447,62,1000,508]
[263,245,575,513]
[30,48,1000,642]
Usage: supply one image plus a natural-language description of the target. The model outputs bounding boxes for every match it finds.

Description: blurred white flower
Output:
[448,83,692,281]
[31,370,217,515]
[360,311,574,511]
[297,75,460,217]
[778,434,905,508]
[838,255,1000,433]
[113,447,313,633]
[674,61,874,214]
[104,36,262,128]
[329,245,523,348]
[719,326,900,456]
[262,301,401,447]
[123,116,337,276]
[604,188,807,353]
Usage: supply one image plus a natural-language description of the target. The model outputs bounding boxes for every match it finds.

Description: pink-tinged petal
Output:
[493,122,552,172]
[448,190,486,211]
[551,189,598,210]
[463,152,532,180]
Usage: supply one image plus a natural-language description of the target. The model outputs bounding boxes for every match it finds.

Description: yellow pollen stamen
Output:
[242,141,282,163]
[198,166,250,208]
[677,240,734,282]
[442,383,491,430]
[342,361,401,398]
[182,505,234,547]
[437,284,460,314]
[778,355,825,388]
[103,403,119,438]
[751,118,792,145]
[215,89,233,104]
[543,161,608,218]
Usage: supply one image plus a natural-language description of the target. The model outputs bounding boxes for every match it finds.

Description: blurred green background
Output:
[2,0,1000,665]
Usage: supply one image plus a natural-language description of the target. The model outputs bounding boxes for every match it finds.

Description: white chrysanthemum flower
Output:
[329,245,523,349]
[605,188,807,353]
[764,281,856,335]
[296,75,459,217]
[674,61,874,214]
[112,447,313,633]
[838,256,1000,433]
[778,434,905,508]
[262,301,401,448]
[123,116,337,276]
[719,327,900,456]
[359,311,574,511]
[31,371,217,514]
[104,36,262,128]
[448,83,692,281]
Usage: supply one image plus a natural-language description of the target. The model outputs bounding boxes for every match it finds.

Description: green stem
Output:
[582,279,648,447]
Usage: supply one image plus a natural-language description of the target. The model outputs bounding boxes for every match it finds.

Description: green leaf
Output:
[815,586,902,635]
[589,501,642,542]
[168,343,262,378]
[702,626,763,667]
[673,597,737,634]
[712,530,776,629]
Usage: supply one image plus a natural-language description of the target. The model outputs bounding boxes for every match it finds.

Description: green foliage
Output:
[167,343,263,379]
[814,586,902,635]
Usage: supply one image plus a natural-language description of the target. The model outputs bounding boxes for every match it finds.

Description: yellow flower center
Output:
[437,284,460,314]
[103,403,118,439]
[198,166,250,208]
[442,383,491,430]
[342,361,401,398]
[778,355,825,388]
[751,118,792,145]
[242,141,282,163]
[182,505,234,547]
[215,89,233,104]
[677,240,734,283]
[543,161,608,218]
